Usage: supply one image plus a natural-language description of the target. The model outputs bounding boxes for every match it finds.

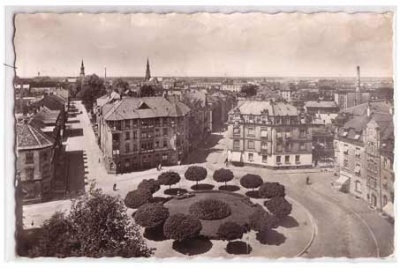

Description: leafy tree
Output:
[259,182,285,199]
[124,188,152,209]
[217,222,246,241]
[140,85,155,97]
[157,171,181,189]
[241,84,258,97]
[163,214,202,241]
[134,203,169,229]
[240,174,263,191]
[29,189,152,258]
[113,78,129,92]
[213,168,234,187]
[264,197,293,218]
[138,179,160,194]
[189,199,231,220]
[81,74,106,111]
[184,166,207,186]
[249,207,279,232]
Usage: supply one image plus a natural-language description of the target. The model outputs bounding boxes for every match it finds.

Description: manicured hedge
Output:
[240,174,263,190]
[163,214,202,241]
[138,179,160,194]
[259,182,285,199]
[264,197,292,218]
[189,199,232,220]
[124,189,152,209]
[134,203,169,229]
[249,207,279,232]
[213,169,234,187]
[185,166,208,186]
[158,171,181,189]
[217,222,246,241]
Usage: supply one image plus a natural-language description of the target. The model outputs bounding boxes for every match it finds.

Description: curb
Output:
[286,196,318,257]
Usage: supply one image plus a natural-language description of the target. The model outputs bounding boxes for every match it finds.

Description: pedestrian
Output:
[31,220,34,227]
[178,160,181,166]
[331,178,334,187]
[224,158,228,167]
[113,183,117,191]
[158,163,162,171]
[306,176,310,185]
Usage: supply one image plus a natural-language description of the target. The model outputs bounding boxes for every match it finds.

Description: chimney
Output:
[356,65,361,92]
[367,101,371,117]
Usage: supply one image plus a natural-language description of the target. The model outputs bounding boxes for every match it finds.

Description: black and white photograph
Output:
[3,4,396,262]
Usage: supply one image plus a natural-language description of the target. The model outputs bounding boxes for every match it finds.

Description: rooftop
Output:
[17,122,54,150]
[231,100,298,116]
[305,101,338,109]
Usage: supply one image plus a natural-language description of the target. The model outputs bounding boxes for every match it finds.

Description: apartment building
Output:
[227,100,313,169]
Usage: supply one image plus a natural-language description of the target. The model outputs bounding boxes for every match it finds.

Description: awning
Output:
[383,202,394,218]
[230,152,242,162]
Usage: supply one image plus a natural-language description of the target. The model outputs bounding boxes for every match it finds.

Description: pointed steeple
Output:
[80,60,85,77]
[145,57,151,81]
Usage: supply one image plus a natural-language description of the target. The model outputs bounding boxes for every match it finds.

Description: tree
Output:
[240,174,263,191]
[140,85,155,97]
[138,179,160,194]
[189,199,231,220]
[249,207,278,232]
[81,74,106,111]
[134,203,169,229]
[259,182,285,199]
[217,222,246,241]
[241,84,258,97]
[163,214,202,241]
[29,189,152,257]
[124,188,152,209]
[213,168,234,187]
[184,166,207,186]
[113,78,129,92]
[264,197,293,218]
[157,171,181,189]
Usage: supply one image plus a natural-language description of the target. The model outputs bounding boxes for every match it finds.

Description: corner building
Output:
[97,96,190,174]
[227,100,313,169]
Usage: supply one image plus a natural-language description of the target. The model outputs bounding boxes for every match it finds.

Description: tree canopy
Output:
[163,214,202,241]
[265,197,293,218]
[138,179,160,194]
[124,188,152,209]
[80,74,106,111]
[29,189,152,258]
[140,85,155,97]
[134,203,169,229]
[184,166,208,185]
[157,171,181,189]
[217,222,246,241]
[213,168,234,187]
[241,84,258,97]
[240,174,263,190]
[259,182,286,199]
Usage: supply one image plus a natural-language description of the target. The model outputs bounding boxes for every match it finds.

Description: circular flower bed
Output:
[189,199,232,220]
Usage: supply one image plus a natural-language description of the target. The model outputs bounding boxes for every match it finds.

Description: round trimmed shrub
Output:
[240,174,263,190]
[249,208,279,232]
[189,199,231,220]
[158,171,181,189]
[138,179,160,194]
[213,168,234,187]
[185,166,207,186]
[163,214,202,241]
[259,182,285,199]
[124,188,152,209]
[134,203,169,229]
[265,197,292,218]
[217,222,246,241]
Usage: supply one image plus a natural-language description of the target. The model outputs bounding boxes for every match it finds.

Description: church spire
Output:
[145,57,151,81]
[80,60,85,77]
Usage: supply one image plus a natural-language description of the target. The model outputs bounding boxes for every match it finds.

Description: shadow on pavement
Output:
[66,150,85,198]
[256,229,286,246]
[65,128,83,138]
[143,226,167,242]
[226,241,252,255]
[164,188,188,196]
[279,216,299,228]
[245,190,263,199]
[172,237,213,256]
[219,185,241,192]
[191,184,215,191]
[149,196,172,204]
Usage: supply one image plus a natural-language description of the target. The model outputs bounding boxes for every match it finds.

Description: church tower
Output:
[80,60,85,78]
[145,58,151,81]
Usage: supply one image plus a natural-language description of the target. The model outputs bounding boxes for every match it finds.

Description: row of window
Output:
[233,128,306,138]
[233,140,306,151]
[246,154,301,164]
[109,118,182,129]
[25,151,49,165]
[121,128,170,141]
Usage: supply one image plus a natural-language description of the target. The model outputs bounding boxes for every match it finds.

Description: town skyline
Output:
[14,12,393,78]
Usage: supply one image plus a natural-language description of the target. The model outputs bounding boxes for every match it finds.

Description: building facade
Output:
[227,100,313,169]
[97,96,190,174]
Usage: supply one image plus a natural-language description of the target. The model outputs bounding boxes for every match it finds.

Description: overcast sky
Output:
[14,12,393,78]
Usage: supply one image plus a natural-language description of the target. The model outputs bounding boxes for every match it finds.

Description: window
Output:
[355,181,362,193]
[26,168,34,180]
[155,129,160,137]
[276,156,281,163]
[125,159,130,168]
[162,154,168,160]
[300,142,306,151]
[261,142,268,150]
[155,141,159,148]
[233,140,240,150]
[248,153,254,162]
[112,133,119,141]
[262,155,268,163]
[248,141,255,149]
[300,129,306,138]
[355,148,361,158]
[133,131,137,139]
[285,155,290,163]
[276,131,282,138]
[132,144,137,151]
[125,132,130,140]
[295,155,300,163]
[261,130,268,138]
[344,159,349,168]
[125,120,130,129]
[248,128,255,136]
[40,151,48,162]
[163,128,168,136]
[233,128,240,136]
[141,132,147,139]
[163,140,167,148]
[277,143,282,152]
[355,164,361,176]
[26,152,34,164]
[125,143,130,153]
[383,195,388,206]
[276,118,281,124]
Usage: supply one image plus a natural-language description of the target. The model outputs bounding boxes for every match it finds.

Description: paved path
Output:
[23,101,394,258]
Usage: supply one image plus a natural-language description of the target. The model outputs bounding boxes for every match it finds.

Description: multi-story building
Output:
[16,121,55,203]
[334,100,394,211]
[380,131,394,218]
[97,96,190,174]
[227,100,313,169]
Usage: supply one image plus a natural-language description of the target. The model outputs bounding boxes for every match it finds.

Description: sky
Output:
[14,12,393,78]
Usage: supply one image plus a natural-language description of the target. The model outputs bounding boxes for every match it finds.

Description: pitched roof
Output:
[233,100,298,116]
[305,101,338,109]
[36,94,67,111]
[17,122,54,150]
[102,97,190,121]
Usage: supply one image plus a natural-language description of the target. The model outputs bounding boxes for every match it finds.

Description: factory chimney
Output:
[356,65,361,92]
